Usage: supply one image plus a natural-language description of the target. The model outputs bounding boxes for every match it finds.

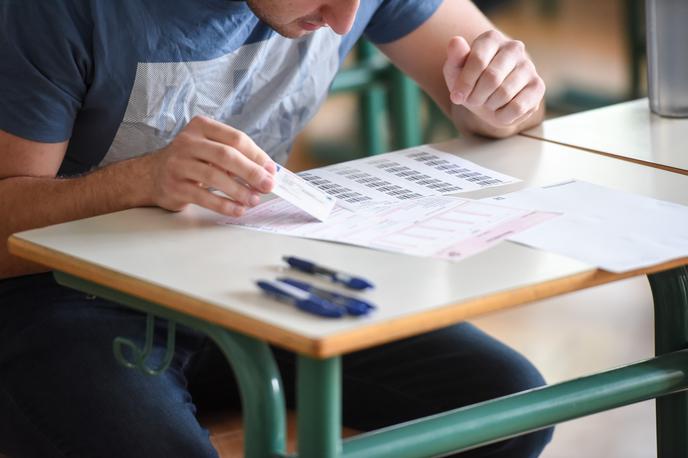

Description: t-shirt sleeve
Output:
[364,0,443,44]
[0,2,90,142]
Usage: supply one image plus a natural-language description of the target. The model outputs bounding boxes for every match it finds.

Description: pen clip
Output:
[277,277,376,316]
[282,256,375,290]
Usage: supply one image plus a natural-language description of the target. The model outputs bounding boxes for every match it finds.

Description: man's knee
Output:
[447,323,548,396]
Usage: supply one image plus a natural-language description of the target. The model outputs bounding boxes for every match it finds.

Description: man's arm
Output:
[0,117,276,279]
[377,0,545,138]
[0,131,151,278]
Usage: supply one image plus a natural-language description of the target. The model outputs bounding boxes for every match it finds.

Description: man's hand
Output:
[145,116,276,218]
[443,30,545,130]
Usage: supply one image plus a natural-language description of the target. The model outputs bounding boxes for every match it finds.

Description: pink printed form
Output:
[435,211,560,261]
[220,196,561,262]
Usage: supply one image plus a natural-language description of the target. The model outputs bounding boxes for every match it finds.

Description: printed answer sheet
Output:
[221,196,556,261]
[298,145,520,206]
[487,180,688,272]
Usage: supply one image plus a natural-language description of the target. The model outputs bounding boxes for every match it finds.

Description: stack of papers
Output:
[221,145,552,262]
[221,194,557,261]
[224,143,688,272]
[486,180,688,272]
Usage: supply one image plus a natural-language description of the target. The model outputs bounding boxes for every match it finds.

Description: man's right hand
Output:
[0,118,276,278]
[145,115,277,218]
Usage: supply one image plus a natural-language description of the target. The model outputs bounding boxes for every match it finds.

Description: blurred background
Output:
[288,1,657,456]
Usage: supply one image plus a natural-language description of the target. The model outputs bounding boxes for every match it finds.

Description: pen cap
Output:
[340,276,374,291]
[257,279,345,318]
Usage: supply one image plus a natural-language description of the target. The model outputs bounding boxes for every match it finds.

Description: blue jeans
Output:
[0,273,553,457]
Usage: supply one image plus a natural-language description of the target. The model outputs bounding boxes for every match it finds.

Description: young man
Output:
[0,0,551,456]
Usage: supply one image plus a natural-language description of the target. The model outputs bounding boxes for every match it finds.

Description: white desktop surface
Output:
[11,135,688,357]
[523,98,688,173]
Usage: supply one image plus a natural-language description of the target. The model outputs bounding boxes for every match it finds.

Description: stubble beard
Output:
[245,0,307,39]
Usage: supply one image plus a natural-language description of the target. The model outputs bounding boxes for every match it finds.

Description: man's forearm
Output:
[1,155,155,279]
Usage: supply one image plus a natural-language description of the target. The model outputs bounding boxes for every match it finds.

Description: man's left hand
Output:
[442,30,545,129]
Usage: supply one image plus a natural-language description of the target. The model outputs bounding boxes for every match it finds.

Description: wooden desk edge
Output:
[9,235,688,359]
[519,133,688,176]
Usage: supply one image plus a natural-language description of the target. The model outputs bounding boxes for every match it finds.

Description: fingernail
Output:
[249,194,261,207]
[264,160,277,174]
[452,91,464,104]
[233,206,246,218]
[260,176,274,192]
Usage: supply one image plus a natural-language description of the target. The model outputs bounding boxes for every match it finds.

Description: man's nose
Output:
[321,0,360,35]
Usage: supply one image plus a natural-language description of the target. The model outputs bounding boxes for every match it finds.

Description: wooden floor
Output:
[203,410,360,456]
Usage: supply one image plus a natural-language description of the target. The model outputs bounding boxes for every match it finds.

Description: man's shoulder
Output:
[2,0,96,43]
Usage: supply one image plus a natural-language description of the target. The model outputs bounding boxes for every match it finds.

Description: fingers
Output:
[483,62,534,112]
[191,138,274,194]
[183,157,261,207]
[181,181,247,217]
[443,36,471,104]
[152,115,278,216]
[465,42,522,107]
[495,79,545,125]
[449,31,502,105]
[192,116,276,174]
[444,30,545,129]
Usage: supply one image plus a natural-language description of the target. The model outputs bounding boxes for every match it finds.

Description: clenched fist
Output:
[443,30,545,129]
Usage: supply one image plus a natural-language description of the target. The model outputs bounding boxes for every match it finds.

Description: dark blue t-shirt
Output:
[0,0,442,173]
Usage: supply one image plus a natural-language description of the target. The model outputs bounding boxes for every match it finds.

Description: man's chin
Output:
[271,25,312,39]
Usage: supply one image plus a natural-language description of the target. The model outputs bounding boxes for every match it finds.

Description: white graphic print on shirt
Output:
[103,29,341,166]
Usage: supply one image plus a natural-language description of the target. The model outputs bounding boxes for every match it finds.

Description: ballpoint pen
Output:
[256,279,345,318]
[277,277,376,316]
[282,256,374,290]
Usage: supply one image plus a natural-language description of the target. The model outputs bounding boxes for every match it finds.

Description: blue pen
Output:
[282,256,374,290]
[277,277,376,316]
[256,279,345,318]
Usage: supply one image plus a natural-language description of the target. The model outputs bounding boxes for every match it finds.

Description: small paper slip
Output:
[272,164,336,221]
[486,180,688,272]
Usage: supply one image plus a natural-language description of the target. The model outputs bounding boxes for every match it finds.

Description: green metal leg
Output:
[358,40,388,156]
[360,86,388,155]
[52,272,287,458]
[205,327,287,458]
[297,355,342,458]
[340,350,688,458]
[649,266,688,457]
[389,70,422,150]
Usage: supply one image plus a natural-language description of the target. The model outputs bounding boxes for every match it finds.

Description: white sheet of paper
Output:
[485,180,688,272]
[271,164,336,221]
[297,145,520,206]
[221,195,557,261]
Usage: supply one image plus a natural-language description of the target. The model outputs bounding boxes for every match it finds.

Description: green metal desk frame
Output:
[53,266,688,458]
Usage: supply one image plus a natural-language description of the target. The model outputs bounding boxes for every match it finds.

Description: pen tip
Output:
[348,278,374,290]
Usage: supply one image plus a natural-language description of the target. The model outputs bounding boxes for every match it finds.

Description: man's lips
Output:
[299,19,325,31]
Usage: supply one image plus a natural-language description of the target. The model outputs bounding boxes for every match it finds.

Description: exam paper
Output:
[486,180,688,272]
[221,195,557,261]
[297,145,520,206]
[271,164,336,221]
